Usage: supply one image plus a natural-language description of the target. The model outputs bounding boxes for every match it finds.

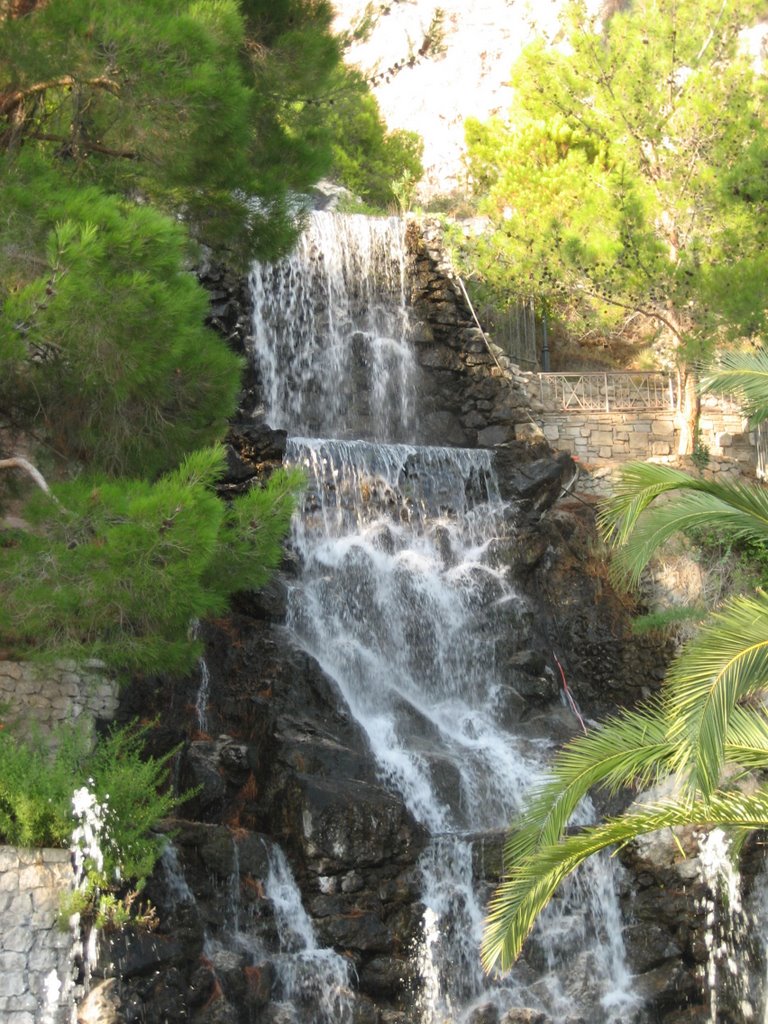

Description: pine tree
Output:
[0,157,242,476]
[0,0,343,261]
[0,448,304,675]
[463,0,768,447]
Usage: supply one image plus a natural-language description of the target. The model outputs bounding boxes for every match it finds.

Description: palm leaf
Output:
[662,592,768,795]
[723,704,768,771]
[482,786,768,972]
[598,463,768,586]
[609,489,768,586]
[597,462,708,547]
[504,701,677,868]
[701,349,768,425]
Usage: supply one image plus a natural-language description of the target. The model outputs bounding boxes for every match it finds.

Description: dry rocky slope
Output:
[332,0,604,198]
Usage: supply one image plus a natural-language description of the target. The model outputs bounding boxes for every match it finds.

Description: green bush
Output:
[0,448,303,675]
[0,719,177,863]
[0,718,182,926]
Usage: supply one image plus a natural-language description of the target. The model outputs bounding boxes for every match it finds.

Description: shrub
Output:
[0,719,183,926]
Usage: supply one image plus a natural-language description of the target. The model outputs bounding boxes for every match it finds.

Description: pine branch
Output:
[0,75,120,117]
[0,456,63,507]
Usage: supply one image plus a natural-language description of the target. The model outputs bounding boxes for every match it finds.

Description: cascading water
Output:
[262,844,355,1023]
[161,838,354,1024]
[248,211,637,1021]
[249,212,417,442]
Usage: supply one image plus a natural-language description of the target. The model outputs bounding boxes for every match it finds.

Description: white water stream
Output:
[248,211,637,1021]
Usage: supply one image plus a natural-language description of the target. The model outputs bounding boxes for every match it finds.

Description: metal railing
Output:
[757,422,768,480]
[538,372,676,412]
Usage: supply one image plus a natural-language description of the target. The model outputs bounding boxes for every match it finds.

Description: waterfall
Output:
[248,211,636,1021]
[699,830,764,1022]
[263,845,354,1023]
[249,212,417,442]
[189,618,210,734]
[161,837,353,1024]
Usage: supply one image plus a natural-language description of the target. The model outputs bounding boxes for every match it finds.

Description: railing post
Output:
[604,373,609,412]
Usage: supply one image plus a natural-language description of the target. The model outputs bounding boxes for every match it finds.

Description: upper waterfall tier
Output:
[249,212,417,442]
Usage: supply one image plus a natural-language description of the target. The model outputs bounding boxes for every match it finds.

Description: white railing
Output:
[538,372,676,412]
[757,422,768,481]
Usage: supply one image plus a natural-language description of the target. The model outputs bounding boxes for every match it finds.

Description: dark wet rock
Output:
[631,961,701,1010]
[357,954,412,998]
[232,573,289,621]
[349,993,383,1024]
[242,961,274,1009]
[469,829,507,881]
[98,931,188,980]
[295,774,426,871]
[494,448,573,510]
[623,923,684,973]
[468,1003,500,1024]
[499,1010,550,1024]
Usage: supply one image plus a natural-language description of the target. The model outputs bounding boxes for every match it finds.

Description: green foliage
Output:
[631,604,707,636]
[0,717,181,928]
[0,722,79,847]
[462,0,768,362]
[0,157,242,476]
[323,66,423,209]
[0,0,344,261]
[0,718,176,866]
[483,359,768,972]
[0,448,303,674]
[84,720,181,884]
[702,349,768,427]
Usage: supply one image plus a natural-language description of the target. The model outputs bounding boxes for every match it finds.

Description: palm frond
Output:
[723,705,768,771]
[663,592,768,795]
[597,462,707,546]
[598,462,768,586]
[505,702,676,867]
[482,786,768,973]
[609,489,768,587]
[701,350,768,426]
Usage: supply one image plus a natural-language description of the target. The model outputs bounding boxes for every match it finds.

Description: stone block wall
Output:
[0,661,119,741]
[540,410,679,462]
[532,393,757,495]
[0,663,119,1022]
[405,219,543,448]
[0,847,76,1024]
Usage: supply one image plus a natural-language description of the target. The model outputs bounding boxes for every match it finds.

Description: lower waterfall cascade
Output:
[281,435,636,1023]
[101,210,768,1024]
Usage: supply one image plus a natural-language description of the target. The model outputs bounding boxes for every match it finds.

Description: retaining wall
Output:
[0,662,118,1022]
[0,847,76,1024]
[532,392,758,495]
[0,661,119,741]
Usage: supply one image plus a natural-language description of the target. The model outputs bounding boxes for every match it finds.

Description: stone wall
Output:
[405,219,544,448]
[0,847,76,1024]
[532,391,758,495]
[0,663,118,1023]
[0,660,119,741]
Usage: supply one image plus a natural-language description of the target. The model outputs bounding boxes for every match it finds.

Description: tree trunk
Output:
[675,366,700,456]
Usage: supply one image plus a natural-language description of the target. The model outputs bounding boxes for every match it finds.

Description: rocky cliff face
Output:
[100,448,672,1024]
[83,216,763,1024]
